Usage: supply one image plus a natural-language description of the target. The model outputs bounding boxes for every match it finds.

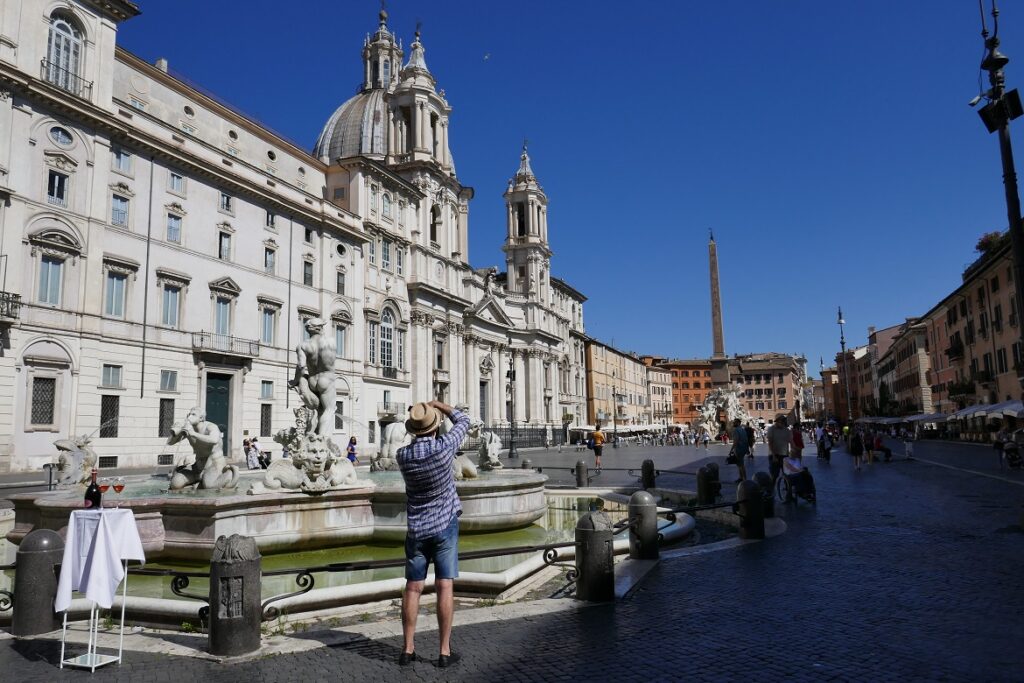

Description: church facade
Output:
[0,2,587,472]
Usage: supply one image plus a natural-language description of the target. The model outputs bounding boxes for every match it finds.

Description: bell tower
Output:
[361,7,402,91]
[502,143,552,303]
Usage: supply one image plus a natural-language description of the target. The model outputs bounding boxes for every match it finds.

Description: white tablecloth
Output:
[55,509,146,612]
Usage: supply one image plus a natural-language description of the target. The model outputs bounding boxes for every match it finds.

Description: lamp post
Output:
[612,369,619,449]
[506,338,518,459]
[974,2,1024,386]
[837,307,854,426]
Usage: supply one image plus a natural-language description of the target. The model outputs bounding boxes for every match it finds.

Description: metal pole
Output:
[507,340,518,459]
[838,307,853,425]
[977,6,1024,382]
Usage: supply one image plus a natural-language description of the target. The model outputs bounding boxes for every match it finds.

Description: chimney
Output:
[155,58,169,73]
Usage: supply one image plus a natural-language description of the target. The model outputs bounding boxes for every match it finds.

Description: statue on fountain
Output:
[54,434,98,487]
[369,410,480,479]
[471,423,504,471]
[167,407,239,491]
[250,318,357,494]
[693,383,754,439]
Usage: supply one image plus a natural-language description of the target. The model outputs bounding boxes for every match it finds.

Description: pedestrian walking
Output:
[730,418,749,483]
[592,424,606,470]
[243,438,260,470]
[396,400,470,668]
[346,436,359,465]
[251,437,268,469]
[702,431,710,449]
[744,422,755,460]
[766,415,791,482]
[791,425,805,458]
[850,429,864,471]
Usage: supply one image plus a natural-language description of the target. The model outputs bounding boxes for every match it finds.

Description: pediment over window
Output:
[208,276,241,296]
[216,221,235,234]
[109,181,134,197]
[103,254,140,279]
[27,228,82,258]
[156,267,191,288]
[263,238,278,249]
[165,201,187,216]
[331,309,352,323]
[257,294,283,308]
[43,150,78,172]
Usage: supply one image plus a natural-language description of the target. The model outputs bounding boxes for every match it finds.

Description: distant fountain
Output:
[693,384,754,438]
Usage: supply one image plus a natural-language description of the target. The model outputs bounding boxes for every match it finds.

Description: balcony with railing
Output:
[41,59,93,100]
[378,402,406,416]
[0,292,21,320]
[382,366,398,379]
[191,332,260,357]
[945,341,965,360]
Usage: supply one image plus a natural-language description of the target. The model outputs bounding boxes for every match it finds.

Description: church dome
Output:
[313,88,388,163]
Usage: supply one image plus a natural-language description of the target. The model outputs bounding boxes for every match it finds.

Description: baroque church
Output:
[0,2,587,472]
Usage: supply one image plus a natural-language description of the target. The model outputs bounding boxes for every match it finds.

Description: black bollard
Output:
[521,459,532,470]
[696,466,712,505]
[641,459,656,490]
[753,471,775,519]
[208,534,262,656]
[574,511,615,601]
[706,462,722,499]
[575,460,588,488]
[12,528,64,636]
[628,490,659,560]
[734,480,765,540]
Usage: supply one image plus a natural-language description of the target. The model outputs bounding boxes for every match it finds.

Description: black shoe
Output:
[398,651,416,666]
[438,652,461,668]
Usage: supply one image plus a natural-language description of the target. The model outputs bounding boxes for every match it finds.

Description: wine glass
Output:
[98,478,111,494]
[112,477,126,507]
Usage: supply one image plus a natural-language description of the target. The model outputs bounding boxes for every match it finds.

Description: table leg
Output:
[118,560,127,665]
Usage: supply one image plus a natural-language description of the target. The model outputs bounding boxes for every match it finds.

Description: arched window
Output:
[430,206,441,244]
[380,308,395,367]
[382,194,391,218]
[46,13,83,92]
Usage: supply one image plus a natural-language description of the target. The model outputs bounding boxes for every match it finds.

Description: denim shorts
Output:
[405,515,459,581]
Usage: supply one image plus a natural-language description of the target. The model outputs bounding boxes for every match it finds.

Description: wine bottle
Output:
[84,468,102,509]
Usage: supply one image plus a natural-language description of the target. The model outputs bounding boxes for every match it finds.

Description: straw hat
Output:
[406,402,442,436]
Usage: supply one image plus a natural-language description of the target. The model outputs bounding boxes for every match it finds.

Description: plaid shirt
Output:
[397,410,470,540]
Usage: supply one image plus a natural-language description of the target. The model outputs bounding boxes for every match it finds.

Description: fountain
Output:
[693,383,755,437]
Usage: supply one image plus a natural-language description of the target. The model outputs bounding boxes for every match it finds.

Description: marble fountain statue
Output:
[6,319,546,560]
[693,383,755,438]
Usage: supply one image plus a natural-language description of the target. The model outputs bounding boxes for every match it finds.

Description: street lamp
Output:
[837,306,854,426]
[506,338,518,459]
[612,369,619,449]
[974,2,1024,387]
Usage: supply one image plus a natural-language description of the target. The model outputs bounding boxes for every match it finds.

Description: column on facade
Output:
[451,328,464,407]
[419,102,428,152]
[514,350,528,423]
[440,119,449,167]
[506,203,515,240]
[464,337,476,419]
[410,101,419,151]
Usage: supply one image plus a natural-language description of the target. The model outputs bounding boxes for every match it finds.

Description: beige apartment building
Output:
[585,340,649,428]
[729,353,805,425]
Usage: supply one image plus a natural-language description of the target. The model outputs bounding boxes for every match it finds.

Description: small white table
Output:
[55,508,145,672]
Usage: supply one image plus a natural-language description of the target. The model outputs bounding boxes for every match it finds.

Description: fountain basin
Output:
[5,469,547,561]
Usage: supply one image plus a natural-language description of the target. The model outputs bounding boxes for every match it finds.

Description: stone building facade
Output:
[0,3,587,472]
[585,341,649,428]
[728,353,806,425]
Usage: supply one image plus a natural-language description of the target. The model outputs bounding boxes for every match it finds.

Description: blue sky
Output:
[119,1,1022,377]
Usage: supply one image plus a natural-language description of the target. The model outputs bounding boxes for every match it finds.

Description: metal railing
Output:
[40,59,93,99]
[0,291,21,319]
[0,563,13,613]
[381,366,398,379]
[377,401,405,415]
[191,332,261,357]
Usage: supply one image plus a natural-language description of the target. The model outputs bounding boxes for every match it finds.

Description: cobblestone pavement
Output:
[2,440,1022,682]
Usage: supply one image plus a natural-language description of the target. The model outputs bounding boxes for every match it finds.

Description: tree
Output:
[975,231,1006,254]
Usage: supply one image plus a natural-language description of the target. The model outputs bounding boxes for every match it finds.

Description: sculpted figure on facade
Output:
[167,407,239,491]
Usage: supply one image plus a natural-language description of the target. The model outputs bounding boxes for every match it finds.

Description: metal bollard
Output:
[574,511,615,601]
[208,534,262,656]
[575,460,588,488]
[12,528,64,636]
[628,490,659,560]
[734,480,765,540]
[753,471,775,519]
[521,459,532,470]
[641,459,656,490]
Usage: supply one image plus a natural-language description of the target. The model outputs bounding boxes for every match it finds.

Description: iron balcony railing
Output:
[40,59,93,100]
[0,292,21,320]
[377,402,406,415]
[191,332,260,357]
[381,366,398,379]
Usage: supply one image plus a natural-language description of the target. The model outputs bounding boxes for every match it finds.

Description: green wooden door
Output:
[205,373,231,456]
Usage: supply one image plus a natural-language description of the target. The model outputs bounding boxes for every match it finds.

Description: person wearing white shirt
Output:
[783,452,815,501]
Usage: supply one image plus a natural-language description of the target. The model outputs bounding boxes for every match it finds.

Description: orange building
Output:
[641,356,713,425]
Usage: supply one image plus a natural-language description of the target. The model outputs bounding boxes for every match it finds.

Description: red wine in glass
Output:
[113,480,126,494]
[98,478,110,493]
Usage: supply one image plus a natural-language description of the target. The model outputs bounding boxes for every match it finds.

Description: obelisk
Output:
[708,230,730,386]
